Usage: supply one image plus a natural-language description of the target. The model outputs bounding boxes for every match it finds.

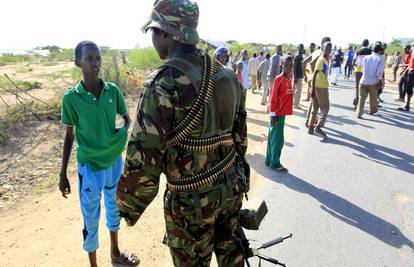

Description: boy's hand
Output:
[271,116,278,127]
[122,114,131,131]
[59,173,71,198]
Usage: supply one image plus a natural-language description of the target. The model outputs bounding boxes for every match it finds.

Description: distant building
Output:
[31,50,50,56]
[0,49,29,55]
[201,39,229,52]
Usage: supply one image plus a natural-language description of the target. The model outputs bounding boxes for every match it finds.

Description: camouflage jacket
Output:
[116,51,247,226]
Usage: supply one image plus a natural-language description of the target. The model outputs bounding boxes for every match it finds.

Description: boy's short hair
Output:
[362,39,369,47]
[75,41,99,60]
[265,53,271,59]
[282,55,293,64]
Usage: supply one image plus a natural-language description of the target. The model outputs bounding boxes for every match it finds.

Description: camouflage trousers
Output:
[163,179,245,267]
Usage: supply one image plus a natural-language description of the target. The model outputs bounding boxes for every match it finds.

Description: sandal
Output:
[275,166,289,173]
[112,251,140,266]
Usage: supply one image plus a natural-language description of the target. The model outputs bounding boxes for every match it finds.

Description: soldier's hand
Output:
[59,173,71,198]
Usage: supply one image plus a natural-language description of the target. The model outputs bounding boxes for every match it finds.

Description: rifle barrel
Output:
[258,234,293,249]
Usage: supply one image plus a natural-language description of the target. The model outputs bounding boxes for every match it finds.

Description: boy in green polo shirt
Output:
[59,41,139,267]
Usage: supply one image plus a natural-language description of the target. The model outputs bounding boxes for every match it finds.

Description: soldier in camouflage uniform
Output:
[116,0,249,266]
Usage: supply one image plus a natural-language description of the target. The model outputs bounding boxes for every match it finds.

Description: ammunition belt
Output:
[166,54,218,148]
[167,147,237,192]
[177,134,234,152]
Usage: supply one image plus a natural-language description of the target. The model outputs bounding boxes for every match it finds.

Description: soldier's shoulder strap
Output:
[165,54,218,148]
[162,55,203,93]
[143,67,166,89]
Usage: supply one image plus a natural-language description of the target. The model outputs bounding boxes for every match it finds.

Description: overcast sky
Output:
[1,0,412,50]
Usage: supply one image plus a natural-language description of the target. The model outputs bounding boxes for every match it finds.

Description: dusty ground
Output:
[0,67,404,267]
[0,62,74,107]
[0,89,269,267]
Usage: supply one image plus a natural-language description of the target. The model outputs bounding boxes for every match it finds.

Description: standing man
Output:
[303,42,316,101]
[116,1,249,266]
[249,53,259,94]
[293,44,305,109]
[309,41,332,137]
[239,49,250,92]
[353,39,372,107]
[345,46,355,79]
[257,51,265,64]
[398,46,414,111]
[256,51,265,89]
[356,43,384,118]
[267,45,283,95]
[391,51,401,82]
[259,53,271,105]
[396,45,412,102]
[303,37,331,128]
[330,47,344,86]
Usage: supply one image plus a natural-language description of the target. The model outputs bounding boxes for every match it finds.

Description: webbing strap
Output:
[166,54,218,148]
[163,56,202,92]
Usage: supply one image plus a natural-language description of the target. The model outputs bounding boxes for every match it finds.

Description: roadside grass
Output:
[32,175,59,195]
[35,68,82,82]
[40,62,59,66]
[0,76,42,91]
[0,98,61,145]
[15,67,33,73]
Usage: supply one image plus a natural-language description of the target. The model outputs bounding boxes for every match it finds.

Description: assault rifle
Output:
[238,200,293,266]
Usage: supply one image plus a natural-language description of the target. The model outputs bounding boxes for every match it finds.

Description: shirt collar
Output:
[170,45,198,58]
[75,78,108,94]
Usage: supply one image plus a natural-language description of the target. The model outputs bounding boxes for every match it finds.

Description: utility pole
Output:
[302,25,307,44]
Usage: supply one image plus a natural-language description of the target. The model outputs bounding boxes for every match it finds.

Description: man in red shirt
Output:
[396,45,412,102]
[398,51,414,111]
[265,56,294,172]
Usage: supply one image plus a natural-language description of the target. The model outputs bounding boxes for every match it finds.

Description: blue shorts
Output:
[78,156,123,252]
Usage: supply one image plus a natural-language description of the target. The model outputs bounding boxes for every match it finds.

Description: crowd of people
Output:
[56,0,413,265]
[213,38,413,173]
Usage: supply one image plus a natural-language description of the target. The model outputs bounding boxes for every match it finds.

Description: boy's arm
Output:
[122,114,131,131]
[269,79,280,126]
[59,126,74,198]
[312,70,319,92]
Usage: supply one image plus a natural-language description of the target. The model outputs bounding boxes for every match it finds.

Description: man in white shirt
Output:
[249,53,259,94]
[356,43,385,118]
[238,50,250,91]
[258,53,271,105]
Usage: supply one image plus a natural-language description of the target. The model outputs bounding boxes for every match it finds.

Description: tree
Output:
[386,38,403,55]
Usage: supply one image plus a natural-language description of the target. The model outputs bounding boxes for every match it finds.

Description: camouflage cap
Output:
[142,0,200,45]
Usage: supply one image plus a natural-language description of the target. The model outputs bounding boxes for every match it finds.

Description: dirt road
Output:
[0,88,274,267]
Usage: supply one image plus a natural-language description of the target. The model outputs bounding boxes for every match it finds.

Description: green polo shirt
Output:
[61,79,128,171]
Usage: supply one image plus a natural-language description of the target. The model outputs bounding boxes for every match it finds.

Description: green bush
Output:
[0,76,41,91]
[46,49,74,62]
[21,81,42,90]
[126,48,163,71]
[0,54,32,63]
